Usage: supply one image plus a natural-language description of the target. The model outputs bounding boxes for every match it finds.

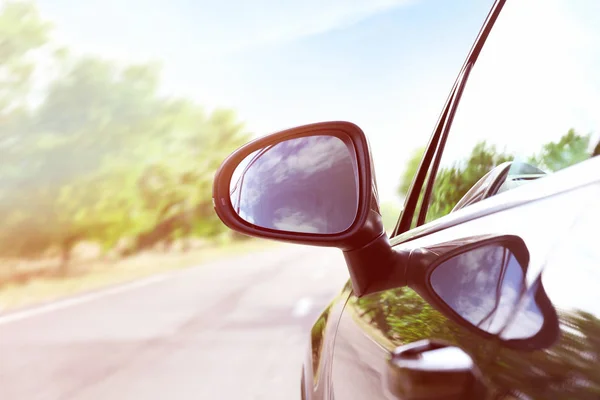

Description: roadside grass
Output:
[0,239,279,313]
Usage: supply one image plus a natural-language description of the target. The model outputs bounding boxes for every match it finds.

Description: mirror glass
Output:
[430,244,525,334]
[229,135,359,234]
[499,283,544,340]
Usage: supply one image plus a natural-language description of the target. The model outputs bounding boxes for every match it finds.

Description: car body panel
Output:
[328,159,600,399]
[485,202,600,398]
[303,281,352,400]
[332,286,499,399]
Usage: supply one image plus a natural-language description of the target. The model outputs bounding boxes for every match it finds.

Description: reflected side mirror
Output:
[408,234,559,350]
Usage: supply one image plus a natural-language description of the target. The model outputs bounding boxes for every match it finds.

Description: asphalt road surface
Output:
[0,244,350,400]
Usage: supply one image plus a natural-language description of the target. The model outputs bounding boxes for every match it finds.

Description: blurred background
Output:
[1,0,597,398]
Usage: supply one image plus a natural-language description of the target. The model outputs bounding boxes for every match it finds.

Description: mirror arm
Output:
[344,232,409,297]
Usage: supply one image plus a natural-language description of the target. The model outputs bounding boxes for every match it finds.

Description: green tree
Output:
[353,287,490,358]
[487,309,600,399]
[529,129,591,172]
[396,146,426,230]
[353,284,600,398]
[399,129,594,228]
[126,104,250,253]
[0,57,168,271]
[427,141,511,222]
[0,10,251,275]
[0,1,50,116]
[398,146,425,197]
[395,143,510,228]
[0,1,51,192]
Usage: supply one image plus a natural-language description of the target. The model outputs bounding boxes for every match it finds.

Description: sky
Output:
[27,1,600,321]
[32,0,599,205]
[441,0,600,169]
[34,0,496,204]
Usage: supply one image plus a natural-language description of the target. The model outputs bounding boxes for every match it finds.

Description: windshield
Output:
[419,0,600,224]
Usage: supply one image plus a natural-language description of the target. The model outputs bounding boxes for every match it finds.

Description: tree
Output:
[485,309,600,399]
[398,129,594,227]
[427,141,511,222]
[0,1,50,116]
[0,9,252,276]
[395,143,511,227]
[529,129,591,172]
[352,281,600,399]
[398,146,425,197]
[0,57,167,272]
[0,0,51,207]
[396,146,426,230]
[352,287,490,359]
[126,105,251,253]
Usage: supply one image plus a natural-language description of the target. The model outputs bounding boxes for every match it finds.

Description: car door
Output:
[331,179,598,399]
[331,0,600,398]
[482,196,600,399]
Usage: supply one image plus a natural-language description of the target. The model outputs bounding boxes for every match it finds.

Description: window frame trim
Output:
[416,63,473,227]
[391,0,508,238]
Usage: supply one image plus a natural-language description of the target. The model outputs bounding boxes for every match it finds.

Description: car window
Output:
[423,0,600,224]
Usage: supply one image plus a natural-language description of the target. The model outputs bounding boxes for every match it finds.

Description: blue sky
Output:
[35,0,497,203]
[32,0,600,322]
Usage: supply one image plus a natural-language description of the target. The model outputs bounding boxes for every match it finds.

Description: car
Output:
[213,0,600,398]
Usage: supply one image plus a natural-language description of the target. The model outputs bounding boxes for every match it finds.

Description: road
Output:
[0,245,350,400]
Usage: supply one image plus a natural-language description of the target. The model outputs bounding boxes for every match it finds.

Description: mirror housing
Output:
[213,121,405,296]
[408,234,559,350]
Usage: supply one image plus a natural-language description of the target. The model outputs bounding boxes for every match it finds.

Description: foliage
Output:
[353,288,489,356]
[0,1,50,116]
[353,289,600,398]
[0,2,251,275]
[399,129,594,226]
[398,146,425,197]
[487,309,600,399]
[426,141,511,222]
[528,128,591,172]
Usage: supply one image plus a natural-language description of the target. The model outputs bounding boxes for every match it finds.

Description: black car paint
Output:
[298,0,600,395]
[303,160,600,399]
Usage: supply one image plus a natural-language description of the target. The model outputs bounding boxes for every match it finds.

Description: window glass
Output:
[425,0,600,223]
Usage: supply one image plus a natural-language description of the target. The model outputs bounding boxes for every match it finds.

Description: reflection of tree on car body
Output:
[430,244,535,335]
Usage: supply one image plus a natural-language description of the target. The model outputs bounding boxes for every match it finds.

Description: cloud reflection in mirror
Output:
[229,134,358,234]
[430,245,525,334]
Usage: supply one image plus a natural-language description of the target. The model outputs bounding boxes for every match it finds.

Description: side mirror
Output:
[430,240,528,336]
[225,127,361,236]
[213,121,403,296]
[410,234,559,350]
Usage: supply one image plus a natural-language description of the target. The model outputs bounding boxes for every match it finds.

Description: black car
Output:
[214,0,600,398]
